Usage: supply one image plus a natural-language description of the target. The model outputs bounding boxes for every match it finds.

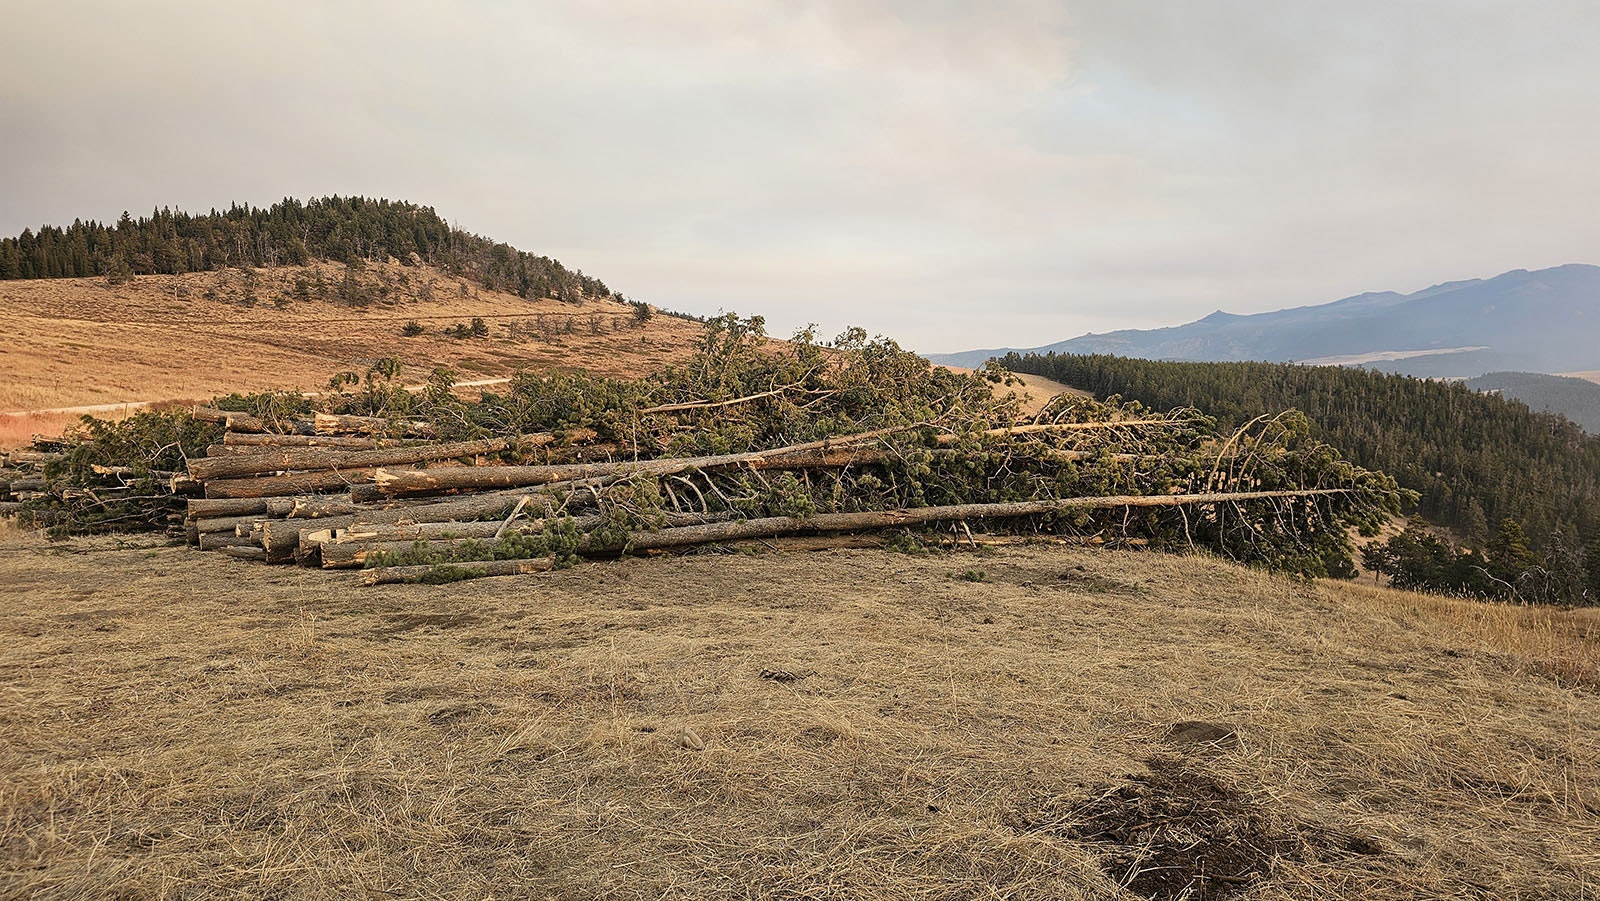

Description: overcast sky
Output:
[3,1,1597,352]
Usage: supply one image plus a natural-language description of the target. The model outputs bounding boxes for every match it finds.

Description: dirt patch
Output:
[1022,758,1383,900]
[368,611,484,638]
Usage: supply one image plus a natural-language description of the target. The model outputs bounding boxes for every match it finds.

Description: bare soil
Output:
[1,530,1595,900]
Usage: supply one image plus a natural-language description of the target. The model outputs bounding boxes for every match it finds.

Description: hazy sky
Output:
[3,1,1597,352]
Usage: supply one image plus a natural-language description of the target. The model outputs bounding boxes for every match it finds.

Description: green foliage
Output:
[954,569,988,582]
[882,530,931,555]
[401,320,425,337]
[0,196,617,303]
[32,411,222,535]
[1007,352,1600,600]
[27,315,1406,582]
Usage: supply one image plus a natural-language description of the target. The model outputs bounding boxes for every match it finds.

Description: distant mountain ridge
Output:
[929,264,1600,377]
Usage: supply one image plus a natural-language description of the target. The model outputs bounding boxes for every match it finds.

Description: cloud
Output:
[2,1,1598,352]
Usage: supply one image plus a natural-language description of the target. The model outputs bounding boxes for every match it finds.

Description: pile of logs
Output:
[169,404,1357,586]
[0,446,59,516]
[0,438,159,525]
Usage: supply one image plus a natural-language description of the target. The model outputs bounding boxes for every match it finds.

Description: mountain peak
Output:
[925,264,1600,375]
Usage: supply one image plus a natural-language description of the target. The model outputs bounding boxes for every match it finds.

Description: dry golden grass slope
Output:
[0,263,704,415]
[1,528,1595,900]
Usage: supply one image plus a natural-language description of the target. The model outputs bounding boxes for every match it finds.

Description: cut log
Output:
[9,478,47,492]
[203,468,381,498]
[194,514,264,535]
[223,432,382,449]
[373,445,887,496]
[187,436,517,482]
[199,531,262,551]
[0,501,23,516]
[187,498,270,519]
[260,516,359,562]
[318,511,735,569]
[360,557,555,586]
[318,516,604,568]
[6,450,61,465]
[265,498,299,517]
[613,489,1352,552]
[221,546,269,561]
[191,405,268,433]
[314,412,436,437]
[289,492,425,521]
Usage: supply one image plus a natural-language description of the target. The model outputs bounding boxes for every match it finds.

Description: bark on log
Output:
[191,405,268,433]
[6,450,61,465]
[314,412,436,437]
[336,482,607,526]
[188,436,516,482]
[9,478,47,492]
[194,514,265,535]
[221,546,269,561]
[0,501,23,517]
[360,557,555,586]
[259,516,359,562]
[612,489,1351,552]
[318,511,735,568]
[346,483,386,504]
[287,497,371,519]
[373,446,887,496]
[199,531,262,551]
[187,498,270,519]
[223,432,382,449]
[203,468,381,499]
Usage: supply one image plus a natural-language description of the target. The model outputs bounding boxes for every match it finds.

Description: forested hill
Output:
[0,196,616,303]
[1002,353,1600,557]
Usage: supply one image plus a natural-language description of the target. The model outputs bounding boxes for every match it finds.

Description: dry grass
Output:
[0,263,703,417]
[1,533,1596,900]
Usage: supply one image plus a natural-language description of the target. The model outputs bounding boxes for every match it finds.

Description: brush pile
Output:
[5,316,1406,584]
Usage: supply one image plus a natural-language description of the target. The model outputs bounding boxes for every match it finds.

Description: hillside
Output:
[2,530,1593,900]
[930,264,1600,378]
[0,262,704,446]
[1466,371,1600,434]
[1002,353,1600,602]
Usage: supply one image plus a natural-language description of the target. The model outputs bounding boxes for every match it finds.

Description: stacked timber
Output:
[1,442,69,519]
[170,400,1374,589]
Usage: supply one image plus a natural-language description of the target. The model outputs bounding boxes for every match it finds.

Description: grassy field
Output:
[0,263,703,417]
[2,528,1595,900]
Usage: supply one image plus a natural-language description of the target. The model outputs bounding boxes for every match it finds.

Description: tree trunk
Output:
[193,514,265,535]
[188,436,516,481]
[223,432,382,449]
[373,445,887,495]
[314,412,436,437]
[610,489,1349,552]
[260,515,358,562]
[203,468,382,498]
[199,532,261,551]
[360,556,555,586]
[191,405,268,433]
